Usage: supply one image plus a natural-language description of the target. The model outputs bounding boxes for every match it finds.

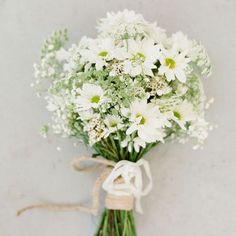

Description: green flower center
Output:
[110,122,117,128]
[173,111,182,120]
[132,52,146,63]
[165,57,176,69]
[98,51,108,57]
[136,114,146,125]
[91,95,100,103]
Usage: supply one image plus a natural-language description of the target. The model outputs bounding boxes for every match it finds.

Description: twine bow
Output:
[17,157,152,216]
[103,159,152,213]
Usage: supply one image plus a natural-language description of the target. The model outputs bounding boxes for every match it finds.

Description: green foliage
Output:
[39,124,49,137]
[184,75,205,112]
[41,29,68,58]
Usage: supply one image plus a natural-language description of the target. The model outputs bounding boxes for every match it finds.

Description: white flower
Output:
[133,137,146,152]
[109,62,125,77]
[76,84,106,111]
[146,23,167,44]
[97,9,149,39]
[80,38,114,70]
[78,109,94,121]
[121,135,146,152]
[104,115,123,135]
[158,49,190,83]
[63,44,83,73]
[171,31,193,55]
[188,117,210,144]
[189,41,212,76]
[84,116,106,145]
[172,101,196,129]
[126,99,166,143]
[175,83,188,96]
[80,38,128,71]
[123,39,160,77]
[46,95,67,113]
[121,136,132,152]
[157,84,172,96]
[55,48,70,61]
[78,36,94,49]
[147,77,172,96]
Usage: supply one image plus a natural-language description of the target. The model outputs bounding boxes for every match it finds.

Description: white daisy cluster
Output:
[34,10,212,161]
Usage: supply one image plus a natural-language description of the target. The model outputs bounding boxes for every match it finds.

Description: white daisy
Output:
[121,136,132,152]
[121,135,146,152]
[158,49,190,83]
[146,23,167,44]
[80,38,126,70]
[126,99,166,143]
[104,115,123,136]
[171,31,193,55]
[123,39,160,77]
[76,83,106,111]
[172,100,196,129]
[133,137,146,152]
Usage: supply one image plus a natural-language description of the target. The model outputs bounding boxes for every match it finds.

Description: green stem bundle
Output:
[95,209,136,236]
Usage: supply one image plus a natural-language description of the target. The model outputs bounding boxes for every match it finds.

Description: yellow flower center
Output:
[132,52,146,63]
[173,111,182,120]
[165,57,176,69]
[98,51,108,57]
[110,122,117,128]
[136,114,146,125]
[91,95,100,103]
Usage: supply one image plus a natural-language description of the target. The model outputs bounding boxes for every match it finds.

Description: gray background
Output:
[0,0,235,235]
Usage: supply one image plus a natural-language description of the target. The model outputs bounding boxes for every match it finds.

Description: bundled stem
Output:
[92,132,168,236]
[93,132,161,163]
[95,209,136,236]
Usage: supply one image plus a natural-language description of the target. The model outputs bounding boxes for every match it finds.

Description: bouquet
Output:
[21,10,212,236]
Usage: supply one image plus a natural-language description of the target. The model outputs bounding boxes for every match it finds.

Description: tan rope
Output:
[105,194,134,211]
[70,156,115,172]
[17,156,133,216]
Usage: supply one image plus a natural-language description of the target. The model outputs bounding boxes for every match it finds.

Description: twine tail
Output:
[17,163,112,217]
[17,203,98,216]
[17,157,151,216]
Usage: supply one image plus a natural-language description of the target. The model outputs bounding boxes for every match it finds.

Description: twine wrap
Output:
[17,157,152,216]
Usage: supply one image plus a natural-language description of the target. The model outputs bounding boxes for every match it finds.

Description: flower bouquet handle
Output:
[19,9,212,236]
[17,156,151,235]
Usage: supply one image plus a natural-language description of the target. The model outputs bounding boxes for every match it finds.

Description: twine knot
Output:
[103,159,152,213]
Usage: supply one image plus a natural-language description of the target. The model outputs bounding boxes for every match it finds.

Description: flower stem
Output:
[95,209,136,236]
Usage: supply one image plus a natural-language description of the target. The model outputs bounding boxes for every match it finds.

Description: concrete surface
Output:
[0,0,236,235]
